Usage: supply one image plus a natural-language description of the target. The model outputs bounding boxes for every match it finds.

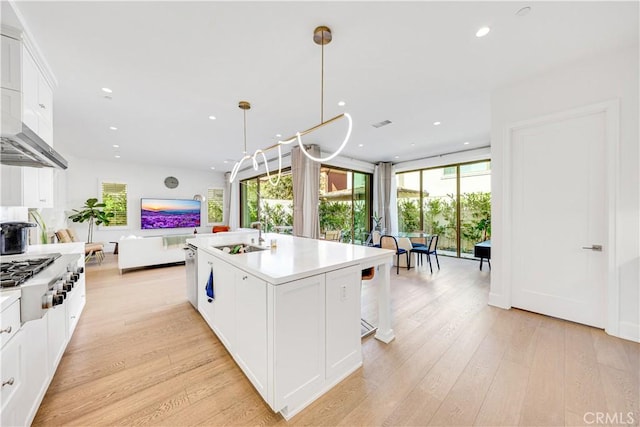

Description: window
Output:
[207,188,224,224]
[101,182,127,227]
[396,160,491,258]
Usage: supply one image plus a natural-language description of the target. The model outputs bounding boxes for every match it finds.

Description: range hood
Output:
[1,123,68,169]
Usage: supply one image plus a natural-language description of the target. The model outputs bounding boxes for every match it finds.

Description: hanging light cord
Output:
[243,108,248,154]
[321,31,325,124]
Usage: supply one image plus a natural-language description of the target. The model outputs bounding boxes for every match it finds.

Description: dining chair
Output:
[371,230,382,247]
[410,234,440,273]
[380,235,410,274]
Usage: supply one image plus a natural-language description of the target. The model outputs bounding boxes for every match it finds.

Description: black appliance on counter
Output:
[0,222,36,255]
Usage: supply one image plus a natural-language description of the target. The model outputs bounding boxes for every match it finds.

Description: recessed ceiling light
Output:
[433,121,441,126]
[338,101,346,107]
[464,141,470,145]
[208,115,216,120]
[516,6,532,16]
[109,126,118,131]
[394,155,399,159]
[276,133,282,138]
[114,155,120,158]
[411,143,415,146]
[210,166,216,170]
[101,87,112,93]
[476,26,491,38]
[112,144,119,148]
[223,160,228,164]
[358,143,363,147]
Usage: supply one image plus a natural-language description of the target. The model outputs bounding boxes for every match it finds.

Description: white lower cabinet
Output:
[67,279,86,336]
[234,272,268,401]
[325,266,362,382]
[273,274,326,413]
[1,329,23,427]
[212,258,236,350]
[19,316,50,426]
[47,303,68,374]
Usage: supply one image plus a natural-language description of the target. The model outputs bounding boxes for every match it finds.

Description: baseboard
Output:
[618,321,640,343]
[488,292,510,309]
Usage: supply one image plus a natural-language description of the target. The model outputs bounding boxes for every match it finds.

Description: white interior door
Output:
[511,110,606,327]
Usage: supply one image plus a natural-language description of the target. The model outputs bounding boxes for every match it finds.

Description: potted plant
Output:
[28,209,49,244]
[372,211,383,231]
[68,198,114,243]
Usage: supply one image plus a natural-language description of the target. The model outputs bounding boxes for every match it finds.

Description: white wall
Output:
[63,156,225,249]
[491,46,639,341]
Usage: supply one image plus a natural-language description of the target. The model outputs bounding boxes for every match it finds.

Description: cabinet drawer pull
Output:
[2,378,14,387]
[242,276,248,280]
[71,316,76,319]
[39,103,46,109]
[0,326,12,334]
[208,261,213,266]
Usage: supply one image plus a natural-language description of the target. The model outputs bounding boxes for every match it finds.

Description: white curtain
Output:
[373,162,398,235]
[291,145,320,238]
[225,172,240,230]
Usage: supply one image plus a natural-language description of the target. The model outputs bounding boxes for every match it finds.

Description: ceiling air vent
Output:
[372,120,392,128]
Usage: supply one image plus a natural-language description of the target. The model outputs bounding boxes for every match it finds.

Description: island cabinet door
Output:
[234,272,268,401]
[273,274,326,414]
[211,258,236,350]
[325,265,362,382]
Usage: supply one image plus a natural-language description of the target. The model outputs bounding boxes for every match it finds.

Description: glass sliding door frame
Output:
[398,159,490,258]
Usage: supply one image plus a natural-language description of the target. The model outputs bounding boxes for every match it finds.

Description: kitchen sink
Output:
[213,243,269,255]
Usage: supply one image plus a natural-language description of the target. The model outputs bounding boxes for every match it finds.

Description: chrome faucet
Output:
[250,221,265,245]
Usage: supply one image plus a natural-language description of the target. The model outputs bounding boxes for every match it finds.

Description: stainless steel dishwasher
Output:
[184,244,198,309]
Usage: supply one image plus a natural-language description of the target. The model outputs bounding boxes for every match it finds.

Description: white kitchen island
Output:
[187,233,395,419]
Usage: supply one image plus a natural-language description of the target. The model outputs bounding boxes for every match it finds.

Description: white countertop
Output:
[189,233,394,285]
[27,242,85,256]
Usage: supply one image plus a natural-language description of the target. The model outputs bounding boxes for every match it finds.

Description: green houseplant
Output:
[68,198,114,243]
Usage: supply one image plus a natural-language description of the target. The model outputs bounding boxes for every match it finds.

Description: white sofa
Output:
[118,234,192,273]
[118,230,259,273]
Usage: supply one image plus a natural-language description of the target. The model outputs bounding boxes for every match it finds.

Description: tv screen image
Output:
[141,198,201,229]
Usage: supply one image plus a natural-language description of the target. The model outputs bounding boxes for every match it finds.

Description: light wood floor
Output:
[33,254,639,426]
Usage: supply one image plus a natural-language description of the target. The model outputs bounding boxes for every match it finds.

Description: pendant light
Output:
[229,25,352,184]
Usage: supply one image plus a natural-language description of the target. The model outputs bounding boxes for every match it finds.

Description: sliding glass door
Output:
[319,166,372,243]
[396,160,490,258]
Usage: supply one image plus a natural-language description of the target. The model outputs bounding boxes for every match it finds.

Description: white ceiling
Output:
[7,1,639,173]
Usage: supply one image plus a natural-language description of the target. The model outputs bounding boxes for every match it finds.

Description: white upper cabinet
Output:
[1,35,21,91]
[0,165,53,209]
[0,28,55,147]
[22,46,53,146]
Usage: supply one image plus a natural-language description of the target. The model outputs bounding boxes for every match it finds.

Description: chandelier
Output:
[229,26,352,184]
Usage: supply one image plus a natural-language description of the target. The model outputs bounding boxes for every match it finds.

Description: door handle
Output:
[582,245,603,251]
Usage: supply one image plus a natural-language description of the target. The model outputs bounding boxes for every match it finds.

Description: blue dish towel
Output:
[205,269,215,300]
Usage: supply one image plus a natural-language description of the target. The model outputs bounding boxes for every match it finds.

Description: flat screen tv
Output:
[140,198,201,230]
